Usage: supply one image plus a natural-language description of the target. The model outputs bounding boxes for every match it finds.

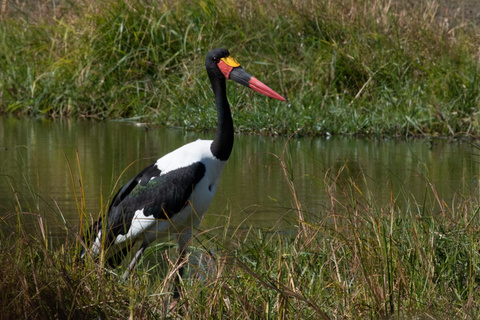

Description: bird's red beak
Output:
[244,76,286,101]
[218,57,286,101]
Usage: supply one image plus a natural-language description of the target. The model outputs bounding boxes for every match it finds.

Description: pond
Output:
[1,117,479,240]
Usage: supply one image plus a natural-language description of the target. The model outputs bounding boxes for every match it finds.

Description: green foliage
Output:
[0,0,479,136]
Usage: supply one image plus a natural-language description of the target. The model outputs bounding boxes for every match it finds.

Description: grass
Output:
[1,0,480,137]
[1,141,480,319]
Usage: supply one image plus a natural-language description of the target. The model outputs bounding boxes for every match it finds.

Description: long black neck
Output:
[209,76,234,161]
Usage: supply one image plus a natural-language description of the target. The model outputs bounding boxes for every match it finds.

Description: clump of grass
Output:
[2,140,480,319]
[1,0,480,137]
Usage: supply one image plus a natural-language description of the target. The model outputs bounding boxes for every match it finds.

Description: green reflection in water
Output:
[1,117,479,240]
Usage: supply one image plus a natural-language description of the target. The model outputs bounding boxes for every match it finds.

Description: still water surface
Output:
[1,117,479,239]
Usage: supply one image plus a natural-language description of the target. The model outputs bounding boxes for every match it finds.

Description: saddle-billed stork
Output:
[82,48,285,296]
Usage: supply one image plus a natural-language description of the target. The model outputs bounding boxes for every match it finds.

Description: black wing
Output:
[107,161,206,240]
[108,162,162,213]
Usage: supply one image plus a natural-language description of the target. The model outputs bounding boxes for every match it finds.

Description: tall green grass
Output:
[1,141,480,319]
[1,0,480,137]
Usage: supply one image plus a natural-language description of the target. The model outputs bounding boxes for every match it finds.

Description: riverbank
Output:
[1,0,479,137]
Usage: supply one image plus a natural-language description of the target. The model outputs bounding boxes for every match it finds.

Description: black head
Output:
[205,48,286,101]
[205,48,231,79]
[206,48,230,67]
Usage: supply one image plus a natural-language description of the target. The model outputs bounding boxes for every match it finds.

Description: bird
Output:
[82,48,285,297]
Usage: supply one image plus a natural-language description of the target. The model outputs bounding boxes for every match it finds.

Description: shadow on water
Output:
[1,117,479,241]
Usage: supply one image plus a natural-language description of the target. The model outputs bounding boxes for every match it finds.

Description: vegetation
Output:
[1,0,480,137]
[1,141,480,319]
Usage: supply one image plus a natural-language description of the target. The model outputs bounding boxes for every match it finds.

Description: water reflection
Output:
[1,117,479,239]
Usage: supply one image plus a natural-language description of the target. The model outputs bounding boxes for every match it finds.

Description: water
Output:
[1,117,479,240]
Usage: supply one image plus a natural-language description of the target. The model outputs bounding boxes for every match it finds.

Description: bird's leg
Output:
[173,229,192,298]
[121,242,148,281]
[172,254,184,299]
